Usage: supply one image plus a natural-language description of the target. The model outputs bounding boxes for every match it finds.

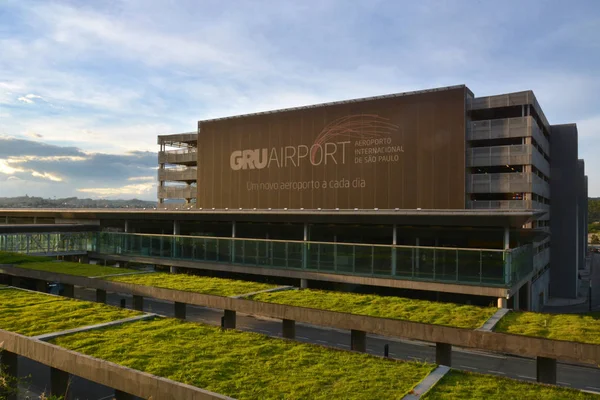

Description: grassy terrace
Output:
[52,318,433,399]
[494,310,600,345]
[422,370,599,399]
[0,288,140,336]
[250,289,497,329]
[0,252,52,265]
[12,261,138,277]
[106,272,279,297]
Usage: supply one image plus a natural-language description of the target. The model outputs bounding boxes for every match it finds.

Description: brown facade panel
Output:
[197,88,466,209]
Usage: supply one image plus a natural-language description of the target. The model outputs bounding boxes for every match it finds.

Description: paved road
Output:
[69,287,600,394]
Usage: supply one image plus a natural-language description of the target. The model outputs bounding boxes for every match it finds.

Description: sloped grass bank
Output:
[107,272,279,297]
[422,370,599,399]
[52,318,434,400]
[0,288,140,336]
[494,310,600,345]
[251,289,497,329]
[13,261,138,277]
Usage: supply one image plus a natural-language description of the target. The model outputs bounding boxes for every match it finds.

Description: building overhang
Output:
[0,208,543,228]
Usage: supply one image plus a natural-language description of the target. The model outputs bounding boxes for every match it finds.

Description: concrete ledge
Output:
[2,265,599,366]
[477,308,510,332]
[0,329,234,400]
[34,314,158,342]
[88,253,509,297]
[231,285,296,299]
[89,271,154,279]
[402,365,450,399]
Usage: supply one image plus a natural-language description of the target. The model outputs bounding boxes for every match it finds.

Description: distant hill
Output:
[0,196,156,209]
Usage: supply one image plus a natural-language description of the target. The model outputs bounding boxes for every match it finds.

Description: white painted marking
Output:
[258,329,269,334]
[558,381,571,386]
[586,386,600,391]
[316,340,328,344]
[517,375,534,380]
[297,336,309,340]
[459,365,478,370]
[488,370,505,375]
[338,343,350,348]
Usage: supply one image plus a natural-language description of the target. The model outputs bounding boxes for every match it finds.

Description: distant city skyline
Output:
[1,0,599,199]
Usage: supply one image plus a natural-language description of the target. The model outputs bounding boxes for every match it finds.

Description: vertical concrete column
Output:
[282,319,295,339]
[0,350,18,399]
[536,356,557,384]
[503,227,511,284]
[497,297,507,309]
[124,220,130,233]
[10,276,20,288]
[173,220,180,235]
[350,329,366,352]
[35,279,47,293]
[391,224,397,276]
[50,367,70,397]
[223,310,236,329]
[133,295,144,311]
[231,221,236,262]
[169,266,178,274]
[512,290,520,311]
[62,283,74,298]
[302,222,308,270]
[300,279,308,289]
[435,342,452,366]
[415,238,420,274]
[174,302,186,319]
[96,289,107,304]
[114,390,135,400]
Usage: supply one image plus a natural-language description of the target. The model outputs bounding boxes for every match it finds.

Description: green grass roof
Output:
[52,318,434,399]
[0,288,140,336]
[14,261,138,277]
[422,370,599,399]
[250,289,497,329]
[106,272,279,297]
[494,310,600,345]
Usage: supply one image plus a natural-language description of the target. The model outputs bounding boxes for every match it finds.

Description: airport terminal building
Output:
[2,85,589,311]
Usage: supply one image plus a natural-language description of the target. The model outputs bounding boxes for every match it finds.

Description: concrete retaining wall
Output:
[0,329,232,400]
[1,265,599,366]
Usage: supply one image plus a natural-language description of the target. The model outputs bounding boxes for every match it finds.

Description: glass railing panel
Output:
[416,248,435,280]
[217,238,231,263]
[435,248,457,282]
[335,244,355,273]
[315,243,335,271]
[241,239,258,265]
[373,246,392,277]
[395,247,414,278]
[204,238,218,262]
[287,242,303,269]
[233,240,245,264]
[271,241,288,268]
[457,250,481,283]
[481,251,505,285]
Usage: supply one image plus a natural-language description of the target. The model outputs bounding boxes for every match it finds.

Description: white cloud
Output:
[17,93,44,104]
[0,159,24,174]
[77,182,155,197]
[127,176,155,181]
[31,170,62,182]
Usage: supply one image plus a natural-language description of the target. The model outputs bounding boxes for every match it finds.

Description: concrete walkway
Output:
[402,365,450,399]
[477,308,509,332]
[33,313,157,341]
[231,285,296,299]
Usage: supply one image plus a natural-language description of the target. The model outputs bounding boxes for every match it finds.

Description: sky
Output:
[0,0,599,200]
